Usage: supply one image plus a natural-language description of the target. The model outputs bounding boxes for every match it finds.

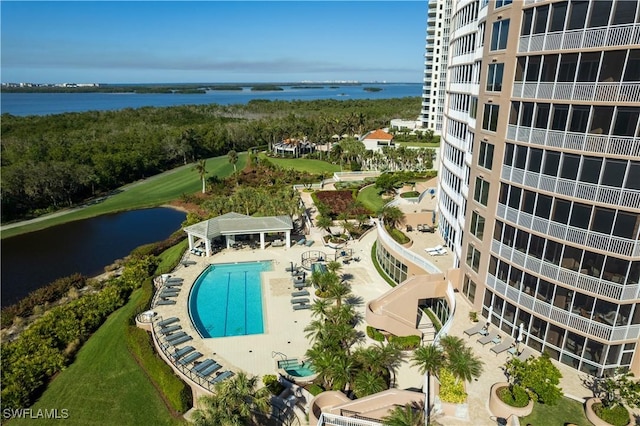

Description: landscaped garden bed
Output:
[313,190,371,218]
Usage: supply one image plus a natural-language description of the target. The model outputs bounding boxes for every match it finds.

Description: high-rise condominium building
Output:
[420,0,452,133]
[440,0,640,376]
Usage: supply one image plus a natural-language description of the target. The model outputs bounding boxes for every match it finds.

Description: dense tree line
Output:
[1,97,420,222]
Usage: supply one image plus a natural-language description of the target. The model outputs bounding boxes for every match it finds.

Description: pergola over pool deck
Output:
[183,212,293,255]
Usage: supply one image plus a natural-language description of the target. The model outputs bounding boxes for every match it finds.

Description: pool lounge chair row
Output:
[156,299,176,306]
[425,245,447,256]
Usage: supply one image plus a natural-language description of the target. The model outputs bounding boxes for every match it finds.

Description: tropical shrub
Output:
[504,352,563,405]
[589,368,639,426]
[385,226,410,244]
[497,384,530,408]
[307,384,324,396]
[263,374,285,396]
[438,368,467,404]
[387,334,421,350]
[367,326,386,342]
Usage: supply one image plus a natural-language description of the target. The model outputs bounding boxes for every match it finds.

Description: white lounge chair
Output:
[464,322,486,337]
[491,336,516,355]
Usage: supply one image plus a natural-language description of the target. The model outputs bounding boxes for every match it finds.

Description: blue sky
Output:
[1,1,428,84]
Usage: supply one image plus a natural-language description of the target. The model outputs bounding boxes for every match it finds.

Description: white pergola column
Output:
[204,239,212,256]
[188,233,195,250]
[260,232,265,250]
[285,230,291,248]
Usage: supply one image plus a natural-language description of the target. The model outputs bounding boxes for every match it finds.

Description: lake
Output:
[1,208,186,307]
[1,83,422,116]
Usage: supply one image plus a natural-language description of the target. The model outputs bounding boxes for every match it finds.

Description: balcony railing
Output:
[506,125,640,157]
[318,413,382,426]
[501,165,640,211]
[496,202,640,257]
[490,238,640,302]
[519,23,640,53]
[512,81,640,103]
[486,273,640,342]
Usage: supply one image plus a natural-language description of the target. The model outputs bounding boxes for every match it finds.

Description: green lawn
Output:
[521,397,592,426]
[12,289,185,426]
[2,153,247,239]
[357,185,387,213]
[259,154,340,174]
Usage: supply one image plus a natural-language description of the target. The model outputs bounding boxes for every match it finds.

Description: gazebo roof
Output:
[183,212,293,239]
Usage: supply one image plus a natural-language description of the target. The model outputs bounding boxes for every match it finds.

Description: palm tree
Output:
[193,159,207,194]
[446,346,483,384]
[353,370,387,398]
[326,279,351,308]
[379,205,405,229]
[438,334,465,356]
[326,260,342,274]
[382,401,425,426]
[411,344,444,426]
[227,149,238,173]
[192,371,270,426]
[315,215,333,233]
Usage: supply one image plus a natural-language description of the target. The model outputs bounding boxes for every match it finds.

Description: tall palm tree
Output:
[411,344,444,426]
[192,371,270,426]
[227,149,238,174]
[315,215,333,233]
[382,401,425,426]
[193,159,207,194]
[438,335,465,356]
[326,280,351,308]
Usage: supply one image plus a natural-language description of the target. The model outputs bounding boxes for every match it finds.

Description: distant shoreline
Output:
[0,82,418,94]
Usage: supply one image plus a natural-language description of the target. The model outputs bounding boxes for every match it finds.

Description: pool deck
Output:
[151,227,394,388]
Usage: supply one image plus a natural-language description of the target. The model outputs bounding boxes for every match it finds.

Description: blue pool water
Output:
[278,359,316,377]
[189,261,272,338]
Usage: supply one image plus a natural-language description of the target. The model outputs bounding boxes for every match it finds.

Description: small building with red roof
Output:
[360,129,396,152]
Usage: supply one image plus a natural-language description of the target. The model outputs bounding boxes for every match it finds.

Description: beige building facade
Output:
[442,0,640,376]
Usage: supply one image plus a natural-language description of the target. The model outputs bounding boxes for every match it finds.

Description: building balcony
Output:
[490,239,639,303]
[486,273,640,342]
[500,165,640,211]
[518,23,640,53]
[512,81,640,103]
[496,202,640,258]
[506,125,640,158]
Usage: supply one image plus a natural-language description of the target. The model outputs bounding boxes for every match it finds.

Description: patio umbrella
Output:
[487,305,493,327]
[517,323,524,352]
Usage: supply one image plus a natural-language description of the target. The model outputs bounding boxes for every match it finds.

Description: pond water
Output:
[1,208,186,307]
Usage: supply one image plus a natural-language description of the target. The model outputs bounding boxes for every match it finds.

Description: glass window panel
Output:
[562,246,583,271]
[526,56,541,81]
[565,332,585,357]
[515,145,527,168]
[560,153,580,179]
[613,108,640,136]
[534,5,549,33]
[522,190,536,214]
[582,251,605,278]
[570,203,591,229]
[567,0,588,30]
[589,0,612,27]
[590,107,614,134]
[521,8,534,35]
[509,186,522,209]
[528,148,543,172]
[623,50,640,82]
[599,51,625,82]
[613,212,638,239]
[504,143,514,166]
[543,151,560,176]
[569,105,590,132]
[529,234,545,259]
[520,102,534,127]
[580,156,602,183]
[558,54,578,82]
[592,208,615,234]
[613,0,638,24]
[536,194,552,219]
[626,162,640,190]
[550,1,568,31]
[602,159,627,186]
[541,55,558,82]
[551,104,569,130]
[577,52,600,82]
[552,199,571,224]
[535,103,550,128]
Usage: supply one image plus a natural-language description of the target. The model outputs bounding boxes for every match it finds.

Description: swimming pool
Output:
[277,359,317,378]
[189,261,272,338]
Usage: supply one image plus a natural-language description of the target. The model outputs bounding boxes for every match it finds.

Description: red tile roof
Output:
[363,129,393,140]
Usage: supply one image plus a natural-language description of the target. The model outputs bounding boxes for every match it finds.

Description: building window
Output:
[478,141,494,169]
[483,104,499,132]
[470,96,478,119]
[470,212,485,240]
[486,63,504,92]
[466,244,481,272]
[474,177,490,206]
[495,0,512,8]
[463,275,477,303]
[490,20,510,50]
